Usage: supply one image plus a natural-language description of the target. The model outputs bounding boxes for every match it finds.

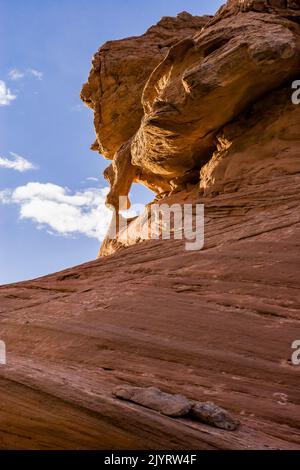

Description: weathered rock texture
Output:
[0,178,300,448]
[81,12,211,205]
[191,401,239,431]
[0,0,299,450]
[81,12,211,160]
[113,385,239,429]
[81,0,300,219]
[113,386,192,417]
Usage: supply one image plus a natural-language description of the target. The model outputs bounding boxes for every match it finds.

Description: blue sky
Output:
[0,0,223,285]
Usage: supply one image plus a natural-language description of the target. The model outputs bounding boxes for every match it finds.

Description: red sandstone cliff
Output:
[0,0,300,450]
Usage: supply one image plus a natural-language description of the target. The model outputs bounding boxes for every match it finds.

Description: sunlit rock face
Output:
[81,0,300,255]
[80,12,211,206]
[80,12,210,160]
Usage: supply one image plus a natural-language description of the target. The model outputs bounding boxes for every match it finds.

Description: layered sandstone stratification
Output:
[132,9,300,181]
[80,12,211,205]
[80,12,211,160]
[81,0,300,254]
[0,1,299,450]
[0,171,300,449]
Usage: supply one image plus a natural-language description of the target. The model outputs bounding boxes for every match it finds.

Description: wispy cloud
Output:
[8,69,25,81]
[0,80,16,106]
[7,68,43,82]
[1,182,111,240]
[85,177,98,182]
[27,68,43,80]
[0,189,11,204]
[0,152,38,172]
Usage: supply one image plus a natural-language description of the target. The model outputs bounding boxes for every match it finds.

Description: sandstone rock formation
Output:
[0,177,300,448]
[81,12,211,206]
[0,0,299,450]
[80,12,210,160]
[81,0,300,229]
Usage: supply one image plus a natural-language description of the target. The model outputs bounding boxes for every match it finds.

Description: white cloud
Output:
[1,182,111,240]
[85,177,98,182]
[0,80,16,106]
[7,68,43,82]
[8,69,25,81]
[27,68,43,80]
[0,189,11,204]
[0,152,38,172]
